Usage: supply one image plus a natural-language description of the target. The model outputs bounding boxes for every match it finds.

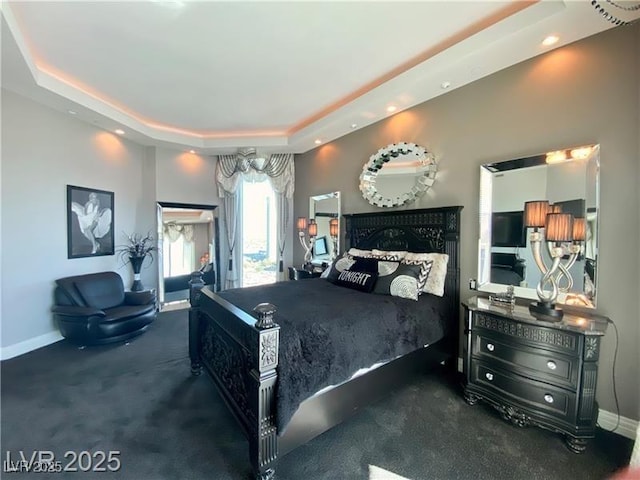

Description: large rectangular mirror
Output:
[477,144,599,307]
[309,192,341,265]
[157,202,219,309]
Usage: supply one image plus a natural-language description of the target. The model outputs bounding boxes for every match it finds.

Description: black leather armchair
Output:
[52,271,156,345]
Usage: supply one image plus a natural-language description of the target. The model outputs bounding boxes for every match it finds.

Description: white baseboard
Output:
[1,331,64,360]
[598,409,639,440]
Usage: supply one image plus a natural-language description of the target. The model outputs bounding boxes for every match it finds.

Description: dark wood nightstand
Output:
[462,296,609,453]
[288,267,322,280]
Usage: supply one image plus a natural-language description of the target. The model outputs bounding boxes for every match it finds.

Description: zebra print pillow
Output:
[403,253,449,297]
[371,249,407,261]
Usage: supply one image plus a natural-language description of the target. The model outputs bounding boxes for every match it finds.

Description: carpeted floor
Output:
[1,309,633,480]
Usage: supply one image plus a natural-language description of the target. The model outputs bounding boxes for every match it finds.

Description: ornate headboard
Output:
[343,206,463,315]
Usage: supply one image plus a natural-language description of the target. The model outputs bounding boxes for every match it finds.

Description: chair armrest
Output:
[52,306,105,318]
[124,290,155,306]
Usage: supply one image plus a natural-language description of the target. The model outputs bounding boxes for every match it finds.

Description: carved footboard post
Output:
[250,303,280,480]
[188,271,205,376]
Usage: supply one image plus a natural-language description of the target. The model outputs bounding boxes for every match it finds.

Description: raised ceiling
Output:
[1,1,637,154]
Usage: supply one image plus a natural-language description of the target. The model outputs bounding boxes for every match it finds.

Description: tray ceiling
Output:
[1,1,635,154]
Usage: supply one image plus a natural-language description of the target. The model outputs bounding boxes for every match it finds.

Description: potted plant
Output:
[117,232,158,291]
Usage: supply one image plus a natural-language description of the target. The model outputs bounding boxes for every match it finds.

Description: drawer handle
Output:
[487,343,495,352]
[544,394,554,404]
[485,372,494,381]
[547,360,557,370]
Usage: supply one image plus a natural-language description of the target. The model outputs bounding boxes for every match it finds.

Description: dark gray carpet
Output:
[1,310,632,480]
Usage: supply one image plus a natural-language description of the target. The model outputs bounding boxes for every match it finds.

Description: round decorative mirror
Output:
[359,142,437,208]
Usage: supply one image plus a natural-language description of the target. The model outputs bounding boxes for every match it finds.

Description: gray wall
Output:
[295,25,640,420]
[156,148,218,207]
[0,90,221,355]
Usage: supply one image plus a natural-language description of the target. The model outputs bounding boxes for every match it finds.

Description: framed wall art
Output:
[67,185,114,258]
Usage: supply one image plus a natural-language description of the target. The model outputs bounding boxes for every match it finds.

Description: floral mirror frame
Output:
[359,142,437,208]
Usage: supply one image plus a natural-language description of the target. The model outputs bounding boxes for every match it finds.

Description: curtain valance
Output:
[216,153,294,198]
[216,152,294,289]
[163,223,194,243]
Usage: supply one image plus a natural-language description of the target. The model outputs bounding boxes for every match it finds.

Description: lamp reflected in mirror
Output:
[308,219,318,237]
[309,192,341,265]
[329,218,339,261]
[297,217,316,270]
[524,200,589,320]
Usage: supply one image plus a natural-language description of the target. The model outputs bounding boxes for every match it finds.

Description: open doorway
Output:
[157,202,219,310]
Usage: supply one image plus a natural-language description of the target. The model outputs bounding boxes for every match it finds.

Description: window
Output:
[241,178,277,287]
[163,234,194,277]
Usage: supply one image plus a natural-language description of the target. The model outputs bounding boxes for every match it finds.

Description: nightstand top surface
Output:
[464,296,608,336]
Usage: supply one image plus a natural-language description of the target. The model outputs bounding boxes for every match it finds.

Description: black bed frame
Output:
[188,206,463,479]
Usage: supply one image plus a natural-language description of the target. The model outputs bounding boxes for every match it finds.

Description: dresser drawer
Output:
[473,312,581,357]
[471,362,577,422]
[473,332,579,389]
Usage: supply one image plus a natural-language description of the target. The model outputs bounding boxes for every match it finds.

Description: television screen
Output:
[492,211,526,247]
[313,236,329,256]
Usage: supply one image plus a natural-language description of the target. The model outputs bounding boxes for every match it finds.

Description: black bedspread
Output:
[216,278,452,433]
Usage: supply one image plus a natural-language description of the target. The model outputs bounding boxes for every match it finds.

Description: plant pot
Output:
[129,255,146,291]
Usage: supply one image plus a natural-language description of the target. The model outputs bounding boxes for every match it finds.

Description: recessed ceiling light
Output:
[68,110,77,115]
[114,129,125,135]
[441,81,451,90]
[386,105,397,113]
[351,123,358,129]
[314,139,322,145]
[542,35,559,46]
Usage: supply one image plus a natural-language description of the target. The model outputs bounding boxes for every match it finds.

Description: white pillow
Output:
[403,252,449,297]
[371,249,407,260]
[347,248,373,258]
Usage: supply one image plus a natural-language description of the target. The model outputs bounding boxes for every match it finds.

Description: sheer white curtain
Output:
[162,224,196,276]
[216,152,294,289]
[164,223,194,243]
